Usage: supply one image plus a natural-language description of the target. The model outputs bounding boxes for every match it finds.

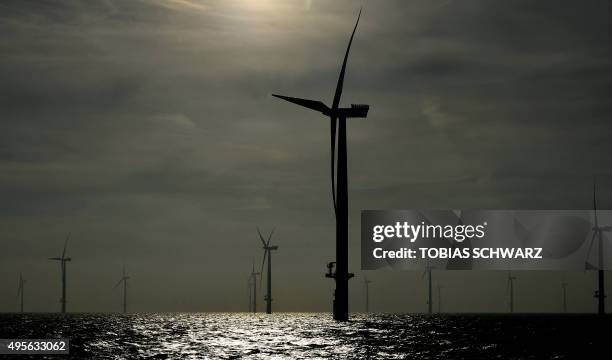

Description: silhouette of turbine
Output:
[507,271,516,313]
[585,180,610,315]
[437,284,443,314]
[273,8,368,321]
[363,275,372,313]
[114,266,130,313]
[258,227,278,314]
[17,273,25,313]
[249,260,260,313]
[49,233,71,313]
[561,280,568,313]
[422,262,433,314]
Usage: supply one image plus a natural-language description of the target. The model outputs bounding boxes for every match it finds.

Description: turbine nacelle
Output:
[49,257,71,261]
[337,104,369,118]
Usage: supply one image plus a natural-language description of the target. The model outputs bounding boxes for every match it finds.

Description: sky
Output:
[1,0,611,313]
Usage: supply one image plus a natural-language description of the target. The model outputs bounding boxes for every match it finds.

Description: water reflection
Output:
[0,313,606,359]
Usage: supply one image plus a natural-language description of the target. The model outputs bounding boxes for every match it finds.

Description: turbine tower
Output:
[114,266,130,313]
[363,275,372,313]
[258,227,278,314]
[507,272,516,313]
[422,263,433,314]
[437,284,443,313]
[561,280,568,313]
[248,276,252,312]
[250,261,260,313]
[273,8,368,321]
[49,233,71,313]
[17,273,25,313]
[586,181,610,315]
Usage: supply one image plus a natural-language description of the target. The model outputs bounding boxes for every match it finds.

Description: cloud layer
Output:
[1,0,611,313]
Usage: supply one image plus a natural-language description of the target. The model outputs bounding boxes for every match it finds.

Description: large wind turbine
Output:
[17,273,25,313]
[586,181,610,315]
[258,227,278,314]
[49,234,71,313]
[363,275,372,313]
[114,266,130,313]
[507,272,516,313]
[273,8,368,321]
[250,261,260,313]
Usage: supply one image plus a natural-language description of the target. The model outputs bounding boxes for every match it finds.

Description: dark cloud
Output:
[1,0,611,313]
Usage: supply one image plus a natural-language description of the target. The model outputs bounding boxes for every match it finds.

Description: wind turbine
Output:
[258,227,278,314]
[422,263,433,314]
[437,284,443,314]
[17,273,25,313]
[507,271,516,313]
[561,280,568,313]
[363,275,372,313]
[114,266,130,313]
[49,233,71,313]
[247,276,251,312]
[250,261,260,313]
[273,8,368,322]
[586,181,610,315]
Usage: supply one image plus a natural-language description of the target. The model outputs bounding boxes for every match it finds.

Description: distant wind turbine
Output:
[17,273,25,313]
[422,263,433,314]
[561,280,568,313]
[247,276,251,312]
[114,266,130,313]
[507,271,516,313]
[273,8,368,321]
[258,227,278,314]
[363,275,372,313]
[585,181,610,315]
[437,284,443,314]
[249,261,260,313]
[49,233,71,313]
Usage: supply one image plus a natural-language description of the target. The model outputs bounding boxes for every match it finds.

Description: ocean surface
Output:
[0,313,608,359]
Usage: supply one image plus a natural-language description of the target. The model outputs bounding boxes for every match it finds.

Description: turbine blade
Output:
[257,227,267,248]
[586,231,597,264]
[585,259,598,270]
[267,228,275,246]
[259,249,268,288]
[114,279,123,288]
[272,95,330,115]
[62,233,70,259]
[330,117,338,213]
[331,7,362,111]
[593,180,599,227]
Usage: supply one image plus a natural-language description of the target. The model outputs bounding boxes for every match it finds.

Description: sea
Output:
[0,313,608,359]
